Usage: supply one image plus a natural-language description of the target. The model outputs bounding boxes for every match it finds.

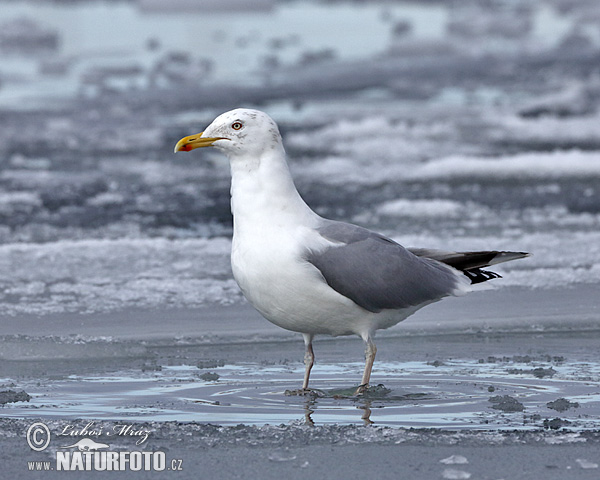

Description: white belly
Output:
[230,226,413,337]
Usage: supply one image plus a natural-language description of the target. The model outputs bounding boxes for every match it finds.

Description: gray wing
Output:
[306,221,463,313]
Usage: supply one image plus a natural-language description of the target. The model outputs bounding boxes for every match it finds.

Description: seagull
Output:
[175,108,529,395]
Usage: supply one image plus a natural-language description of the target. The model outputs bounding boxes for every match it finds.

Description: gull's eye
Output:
[231,121,243,130]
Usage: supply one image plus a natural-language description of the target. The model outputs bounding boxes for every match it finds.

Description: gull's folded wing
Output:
[306,222,464,313]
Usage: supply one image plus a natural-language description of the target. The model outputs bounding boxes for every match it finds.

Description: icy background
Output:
[0,0,599,317]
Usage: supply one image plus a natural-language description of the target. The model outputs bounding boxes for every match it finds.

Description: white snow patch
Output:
[440,455,469,465]
[544,433,585,444]
[87,192,126,207]
[296,146,600,186]
[412,150,600,181]
[442,468,471,479]
[288,116,455,157]
[495,114,600,144]
[0,191,42,214]
[376,198,470,218]
[395,229,600,290]
[288,115,461,185]
[576,458,599,469]
[0,237,240,315]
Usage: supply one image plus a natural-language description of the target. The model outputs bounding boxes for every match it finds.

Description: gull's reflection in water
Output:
[290,388,378,426]
[357,400,374,425]
[289,384,433,426]
[302,397,316,426]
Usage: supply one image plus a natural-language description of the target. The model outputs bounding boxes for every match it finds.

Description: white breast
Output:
[231,221,405,337]
[226,141,412,338]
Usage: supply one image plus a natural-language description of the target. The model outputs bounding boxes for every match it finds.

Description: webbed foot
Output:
[354,383,369,396]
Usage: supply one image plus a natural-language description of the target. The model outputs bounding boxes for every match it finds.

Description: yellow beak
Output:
[173,132,227,153]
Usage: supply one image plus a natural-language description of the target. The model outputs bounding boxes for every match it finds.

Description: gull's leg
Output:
[356,335,377,395]
[358,400,374,425]
[302,333,315,390]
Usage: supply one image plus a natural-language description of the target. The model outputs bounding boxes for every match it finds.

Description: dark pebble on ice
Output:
[428,360,446,367]
[523,414,543,425]
[543,418,572,430]
[532,367,557,378]
[546,398,580,412]
[199,372,220,381]
[507,367,556,378]
[480,355,565,365]
[0,390,31,404]
[489,395,525,412]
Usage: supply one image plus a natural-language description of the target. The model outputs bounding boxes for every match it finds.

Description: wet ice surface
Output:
[2,291,599,431]
[4,356,600,430]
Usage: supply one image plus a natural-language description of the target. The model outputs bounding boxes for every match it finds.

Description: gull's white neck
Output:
[228,144,317,231]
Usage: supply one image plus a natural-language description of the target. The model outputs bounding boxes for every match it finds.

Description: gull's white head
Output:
[174,108,283,159]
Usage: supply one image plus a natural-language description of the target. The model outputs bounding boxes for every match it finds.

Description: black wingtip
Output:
[463,269,502,284]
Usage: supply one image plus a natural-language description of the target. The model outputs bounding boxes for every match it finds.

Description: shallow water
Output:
[2,291,599,430]
[4,357,599,429]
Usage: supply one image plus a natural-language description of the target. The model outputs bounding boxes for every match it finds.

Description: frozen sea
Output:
[0,0,600,478]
